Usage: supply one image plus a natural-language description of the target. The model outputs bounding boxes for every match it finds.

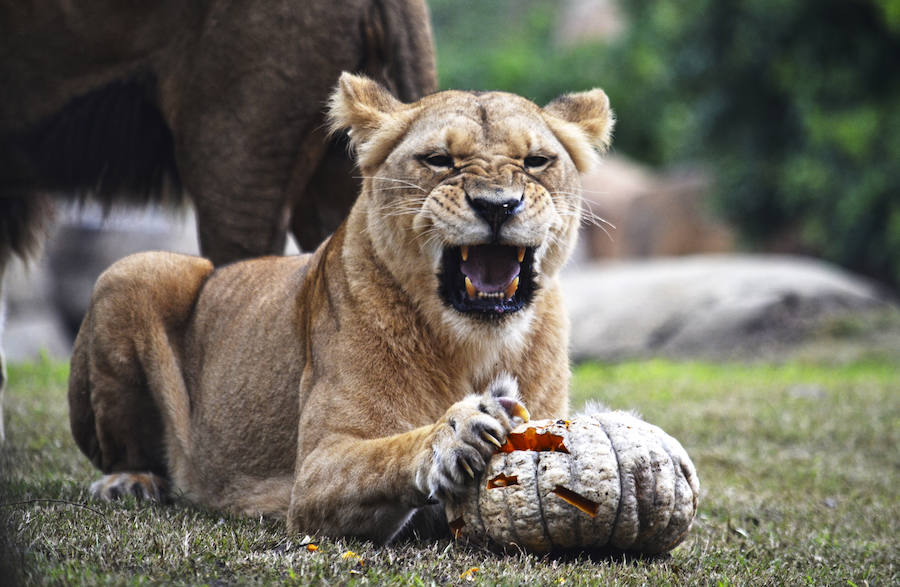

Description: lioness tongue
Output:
[460,245,521,293]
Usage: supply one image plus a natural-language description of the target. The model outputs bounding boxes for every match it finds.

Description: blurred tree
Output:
[430,0,900,288]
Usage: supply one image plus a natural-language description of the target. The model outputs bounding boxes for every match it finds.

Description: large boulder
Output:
[2,257,70,362]
[2,206,199,361]
[563,254,896,361]
[577,156,735,261]
[4,204,306,361]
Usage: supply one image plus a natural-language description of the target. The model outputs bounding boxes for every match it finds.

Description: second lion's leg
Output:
[289,131,359,252]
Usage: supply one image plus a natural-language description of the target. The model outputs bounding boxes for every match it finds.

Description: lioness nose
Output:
[467,196,524,239]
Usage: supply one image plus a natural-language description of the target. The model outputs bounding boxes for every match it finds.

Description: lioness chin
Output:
[68,72,614,542]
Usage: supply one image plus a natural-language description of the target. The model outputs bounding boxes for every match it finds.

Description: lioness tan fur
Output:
[67,73,614,541]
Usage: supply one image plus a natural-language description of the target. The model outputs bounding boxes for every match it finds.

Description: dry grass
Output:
[2,356,898,585]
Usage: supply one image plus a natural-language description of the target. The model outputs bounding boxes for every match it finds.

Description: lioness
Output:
[68,73,614,541]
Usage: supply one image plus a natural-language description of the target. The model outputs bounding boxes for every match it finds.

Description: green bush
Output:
[431,0,900,288]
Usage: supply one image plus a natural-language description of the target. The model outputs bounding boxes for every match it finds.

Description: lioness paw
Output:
[417,375,529,502]
[90,472,169,502]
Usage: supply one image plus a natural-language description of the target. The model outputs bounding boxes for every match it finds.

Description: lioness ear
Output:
[328,72,403,147]
[542,89,615,172]
[328,72,415,169]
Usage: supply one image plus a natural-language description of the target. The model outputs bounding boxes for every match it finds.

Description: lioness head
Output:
[329,73,613,336]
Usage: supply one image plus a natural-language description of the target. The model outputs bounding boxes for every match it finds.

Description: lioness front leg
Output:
[415,374,530,504]
[288,376,529,542]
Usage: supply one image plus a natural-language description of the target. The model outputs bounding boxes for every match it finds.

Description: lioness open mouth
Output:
[439,244,537,318]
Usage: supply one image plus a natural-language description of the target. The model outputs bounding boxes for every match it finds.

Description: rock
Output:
[2,245,71,361]
[555,0,626,46]
[563,254,895,361]
[3,203,304,362]
[577,156,735,261]
[44,205,200,335]
[2,205,198,361]
[1,307,71,362]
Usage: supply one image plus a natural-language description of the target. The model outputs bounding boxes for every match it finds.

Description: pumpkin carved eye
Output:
[486,473,518,489]
[445,413,700,554]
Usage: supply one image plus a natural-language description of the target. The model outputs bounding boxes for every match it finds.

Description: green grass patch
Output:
[2,356,898,584]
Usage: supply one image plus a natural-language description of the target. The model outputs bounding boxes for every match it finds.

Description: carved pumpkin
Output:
[446,411,700,554]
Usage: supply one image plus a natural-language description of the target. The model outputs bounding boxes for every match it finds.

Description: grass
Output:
[2,355,898,585]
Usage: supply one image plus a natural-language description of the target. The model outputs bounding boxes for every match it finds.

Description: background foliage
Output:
[431,0,900,288]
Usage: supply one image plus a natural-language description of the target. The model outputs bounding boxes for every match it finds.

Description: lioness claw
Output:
[417,377,526,501]
[481,431,503,448]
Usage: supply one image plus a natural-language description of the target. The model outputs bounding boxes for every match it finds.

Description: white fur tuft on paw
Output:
[486,372,519,399]
[417,387,528,503]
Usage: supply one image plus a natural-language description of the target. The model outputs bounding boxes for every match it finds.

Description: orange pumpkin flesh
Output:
[496,423,603,518]
[449,425,571,539]
[498,424,569,453]
[551,485,600,517]
[486,473,519,489]
[449,517,467,538]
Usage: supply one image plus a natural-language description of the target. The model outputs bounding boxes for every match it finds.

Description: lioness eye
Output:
[423,154,453,168]
[524,155,551,169]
